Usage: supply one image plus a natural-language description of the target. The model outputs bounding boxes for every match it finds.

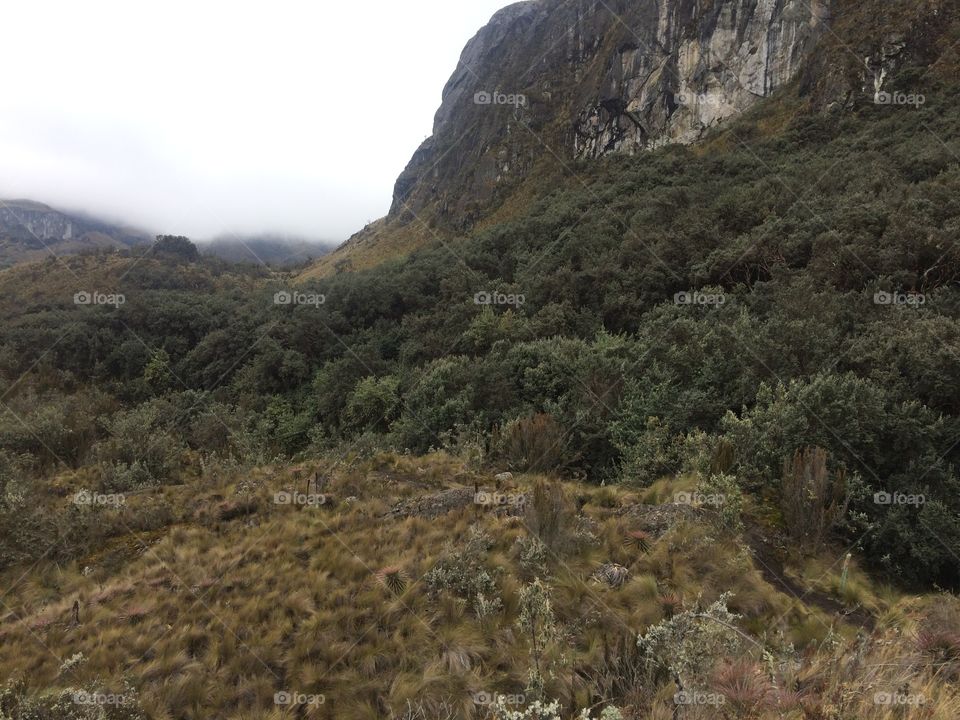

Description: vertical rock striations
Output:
[390,0,830,227]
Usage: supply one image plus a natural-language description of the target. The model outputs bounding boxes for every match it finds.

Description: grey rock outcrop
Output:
[572,0,831,157]
[390,0,830,225]
[0,199,149,267]
[0,201,80,242]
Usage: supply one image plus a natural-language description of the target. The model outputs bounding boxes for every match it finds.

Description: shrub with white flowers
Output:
[489,698,624,720]
[424,527,503,617]
[637,592,744,689]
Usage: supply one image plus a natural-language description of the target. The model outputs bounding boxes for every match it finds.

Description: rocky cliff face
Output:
[390,0,829,226]
[0,200,149,268]
[0,201,81,241]
[573,0,830,156]
[300,0,954,282]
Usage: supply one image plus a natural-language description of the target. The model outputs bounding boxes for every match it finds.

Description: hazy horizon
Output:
[0,0,511,242]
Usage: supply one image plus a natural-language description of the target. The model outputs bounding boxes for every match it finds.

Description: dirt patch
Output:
[746,530,876,631]
[612,504,877,630]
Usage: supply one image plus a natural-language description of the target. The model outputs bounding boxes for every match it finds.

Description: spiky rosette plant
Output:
[622,529,652,554]
[376,566,407,596]
[658,593,683,619]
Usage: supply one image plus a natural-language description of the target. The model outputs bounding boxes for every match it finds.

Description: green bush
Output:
[94,400,183,490]
[514,534,549,579]
[720,374,960,586]
[344,375,400,433]
[615,416,686,485]
[696,473,744,533]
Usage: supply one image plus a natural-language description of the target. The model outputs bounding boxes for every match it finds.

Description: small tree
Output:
[344,375,400,433]
[781,446,849,552]
[153,234,199,262]
[143,349,172,392]
[518,578,558,698]
[525,478,576,553]
[495,413,574,473]
[424,527,502,618]
[618,416,686,485]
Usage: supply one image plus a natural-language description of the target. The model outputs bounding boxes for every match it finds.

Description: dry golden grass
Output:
[0,453,956,718]
[295,213,450,283]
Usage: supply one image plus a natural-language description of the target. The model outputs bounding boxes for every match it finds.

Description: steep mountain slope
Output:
[0,200,149,268]
[302,0,957,280]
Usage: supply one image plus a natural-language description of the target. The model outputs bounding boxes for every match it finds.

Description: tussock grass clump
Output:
[0,454,956,718]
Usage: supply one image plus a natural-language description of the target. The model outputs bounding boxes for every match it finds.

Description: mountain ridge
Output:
[301,0,957,282]
[0,198,150,268]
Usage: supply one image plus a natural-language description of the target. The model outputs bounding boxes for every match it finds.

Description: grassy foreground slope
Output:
[1,452,958,719]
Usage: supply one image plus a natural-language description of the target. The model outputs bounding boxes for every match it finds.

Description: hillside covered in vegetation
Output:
[1,0,960,718]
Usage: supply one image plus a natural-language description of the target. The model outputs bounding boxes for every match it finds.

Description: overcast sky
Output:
[0,0,512,242]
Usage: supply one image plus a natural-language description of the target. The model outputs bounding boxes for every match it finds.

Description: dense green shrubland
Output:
[2,74,959,587]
